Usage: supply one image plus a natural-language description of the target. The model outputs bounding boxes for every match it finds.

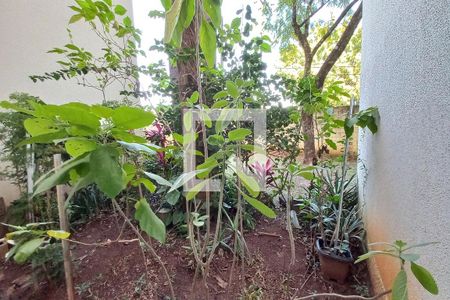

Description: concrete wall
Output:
[0,0,133,207]
[359,1,450,299]
[0,0,133,104]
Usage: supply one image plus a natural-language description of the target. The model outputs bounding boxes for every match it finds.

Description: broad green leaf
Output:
[91,105,113,118]
[200,111,212,128]
[123,163,136,183]
[166,189,181,205]
[404,242,439,251]
[53,104,100,130]
[344,118,355,138]
[392,270,408,300]
[260,42,271,52]
[400,253,420,262]
[69,14,83,24]
[65,139,97,157]
[33,154,90,196]
[298,171,314,181]
[213,91,228,100]
[188,91,199,104]
[411,262,439,295]
[112,107,155,130]
[168,169,206,193]
[215,109,232,134]
[197,158,219,179]
[355,250,395,264]
[114,4,127,15]
[118,141,159,154]
[242,193,276,218]
[13,238,44,264]
[235,169,259,197]
[133,178,156,193]
[24,118,59,136]
[203,0,222,27]
[172,133,184,144]
[18,130,67,147]
[183,132,196,145]
[207,134,225,146]
[66,172,95,203]
[134,198,166,243]
[143,171,172,187]
[160,0,171,10]
[90,145,124,198]
[325,138,337,150]
[228,128,251,142]
[111,130,147,143]
[226,81,239,98]
[200,18,217,67]
[181,0,195,28]
[66,125,96,137]
[47,230,70,239]
[212,99,228,108]
[163,0,184,43]
[183,110,193,130]
[186,180,209,200]
[0,100,35,115]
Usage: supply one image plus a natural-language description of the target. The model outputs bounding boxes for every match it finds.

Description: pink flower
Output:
[251,159,274,184]
[145,122,165,142]
[145,121,167,165]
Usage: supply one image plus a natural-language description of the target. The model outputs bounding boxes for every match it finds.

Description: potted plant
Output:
[313,101,379,283]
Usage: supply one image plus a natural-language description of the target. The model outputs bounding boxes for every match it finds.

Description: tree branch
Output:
[295,289,392,300]
[311,0,359,57]
[292,0,312,59]
[297,0,330,32]
[316,2,362,88]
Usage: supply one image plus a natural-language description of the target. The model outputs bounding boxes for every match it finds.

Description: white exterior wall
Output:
[0,0,133,207]
[359,1,450,299]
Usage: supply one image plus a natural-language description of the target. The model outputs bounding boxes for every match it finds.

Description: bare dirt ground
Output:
[1,212,371,300]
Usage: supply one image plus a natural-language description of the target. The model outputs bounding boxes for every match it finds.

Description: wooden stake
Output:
[54,154,75,300]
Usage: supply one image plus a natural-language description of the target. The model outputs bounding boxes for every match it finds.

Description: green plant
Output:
[356,241,439,299]
[0,93,55,188]
[75,281,93,297]
[30,243,64,283]
[67,184,111,224]
[1,222,70,264]
[0,98,176,297]
[329,104,379,253]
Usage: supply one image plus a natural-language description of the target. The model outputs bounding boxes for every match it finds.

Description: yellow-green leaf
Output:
[163,0,184,43]
[200,18,217,67]
[242,193,276,218]
[47,230,71,239]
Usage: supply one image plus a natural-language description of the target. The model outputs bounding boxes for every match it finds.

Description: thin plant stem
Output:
[332,98,354,248]
[111,199,175,299]
[295,290,392,300]
[286,173,296,267]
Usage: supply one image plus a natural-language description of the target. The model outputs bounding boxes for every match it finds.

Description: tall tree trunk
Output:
[301,53,316,164]
[295,2,363,164]
[301,111,316,164]
[177,22,198,102]
[316,4,362,89]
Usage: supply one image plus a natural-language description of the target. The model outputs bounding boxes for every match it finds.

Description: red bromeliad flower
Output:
[144,121,167,165]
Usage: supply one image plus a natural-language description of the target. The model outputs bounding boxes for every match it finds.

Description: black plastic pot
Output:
[315,238,353,284]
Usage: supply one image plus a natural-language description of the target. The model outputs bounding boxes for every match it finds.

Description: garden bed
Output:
[1,213,371,299]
